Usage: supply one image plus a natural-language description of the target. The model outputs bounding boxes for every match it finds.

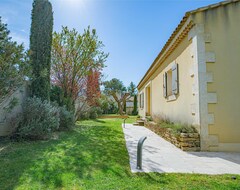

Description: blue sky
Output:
[0,0,222,87]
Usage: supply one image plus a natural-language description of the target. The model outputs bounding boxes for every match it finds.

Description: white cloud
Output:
[1,16,8,24]
[10,32,29,49]
[20,29,26,33]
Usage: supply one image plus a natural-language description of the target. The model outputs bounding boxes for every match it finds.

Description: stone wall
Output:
[0,83,29,136]
[145,121,200,151]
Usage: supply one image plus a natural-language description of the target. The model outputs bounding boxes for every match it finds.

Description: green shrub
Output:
[78,111,90,120]
[58,106,75,130]
[50,85,64,106]
[15,97,59,140]
[78,107,103,120]
[89,107,102,119]
[177,125,197,134]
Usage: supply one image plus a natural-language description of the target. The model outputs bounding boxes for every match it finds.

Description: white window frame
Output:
[163,62,179,101]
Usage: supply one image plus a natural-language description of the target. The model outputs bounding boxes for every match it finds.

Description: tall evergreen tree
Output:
[132,94,138,115]
[30,0,53,100]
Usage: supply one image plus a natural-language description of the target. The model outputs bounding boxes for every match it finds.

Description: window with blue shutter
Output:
[163,62,179,99]
[172,63,179,95]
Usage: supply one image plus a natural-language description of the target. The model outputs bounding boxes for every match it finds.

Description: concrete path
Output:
[123,124,240,174]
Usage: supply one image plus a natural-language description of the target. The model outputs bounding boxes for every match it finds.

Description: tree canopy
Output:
[104,78,136,115]
[0,17,28,100]
[51,26,108,111]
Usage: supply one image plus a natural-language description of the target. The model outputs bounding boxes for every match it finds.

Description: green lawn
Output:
[0,118,239,190]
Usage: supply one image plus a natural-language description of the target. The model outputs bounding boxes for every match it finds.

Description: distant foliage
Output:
[127,82,137,96]
[15,97,59,140]
[30,0,53,100]
[98,94,118,114]
[78,107,102,120]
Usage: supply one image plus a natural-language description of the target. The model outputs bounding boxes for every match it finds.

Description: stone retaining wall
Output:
[145,121,200,151]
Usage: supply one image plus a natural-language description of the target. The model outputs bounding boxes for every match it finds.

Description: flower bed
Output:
[145,121,200,151]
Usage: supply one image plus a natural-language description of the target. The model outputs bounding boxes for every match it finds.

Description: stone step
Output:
[133,123,139,126]
[134,121,145,126]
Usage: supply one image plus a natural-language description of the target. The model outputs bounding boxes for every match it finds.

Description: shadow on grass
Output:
[92,119,106,123]
[0,119,151,189]
[1,119,239,189]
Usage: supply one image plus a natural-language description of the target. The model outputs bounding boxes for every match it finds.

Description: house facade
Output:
[137,0,240,152]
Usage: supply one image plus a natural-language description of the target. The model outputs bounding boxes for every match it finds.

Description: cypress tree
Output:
[132,94,138,115]
[30,0,53,100]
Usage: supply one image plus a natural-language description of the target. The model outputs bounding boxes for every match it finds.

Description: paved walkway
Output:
[123,124,240,174]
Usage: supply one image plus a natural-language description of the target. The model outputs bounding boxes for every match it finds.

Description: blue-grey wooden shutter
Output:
[163,72,167,98]
[172,63,179,95]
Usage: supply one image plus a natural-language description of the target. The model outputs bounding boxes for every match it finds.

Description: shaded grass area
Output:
[0,118,239,189]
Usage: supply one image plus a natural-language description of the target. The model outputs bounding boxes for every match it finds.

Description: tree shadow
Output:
[93,119,106,123]
[0,121,134,189]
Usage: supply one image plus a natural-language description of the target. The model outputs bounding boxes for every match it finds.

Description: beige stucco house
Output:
[137,0,240,152]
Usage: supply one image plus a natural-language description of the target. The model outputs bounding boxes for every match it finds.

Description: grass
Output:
[0,118,239,190]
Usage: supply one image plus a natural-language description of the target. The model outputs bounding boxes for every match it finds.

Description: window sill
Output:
[167,95,177,102]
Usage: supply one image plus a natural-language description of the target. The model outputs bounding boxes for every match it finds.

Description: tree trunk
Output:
[110,92,130,115]
[118,102,124,115]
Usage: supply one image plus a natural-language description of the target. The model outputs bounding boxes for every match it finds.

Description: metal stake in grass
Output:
[136,136,147,170]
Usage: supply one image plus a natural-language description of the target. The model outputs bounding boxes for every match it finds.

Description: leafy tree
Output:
[104,79,137,115]
[30,0,53,101]
[0,17,29,99]
[103,78,129,115]
[51,26,108,112]
[86,69,101,106]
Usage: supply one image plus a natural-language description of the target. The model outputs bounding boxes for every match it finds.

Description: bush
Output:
[15,97,59,140]
[177,125,197,134]
[78,111,90,120]
[58,106,75,130]
[78,106,103,120]
[98,95,118,114]
[88,107,102,119]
